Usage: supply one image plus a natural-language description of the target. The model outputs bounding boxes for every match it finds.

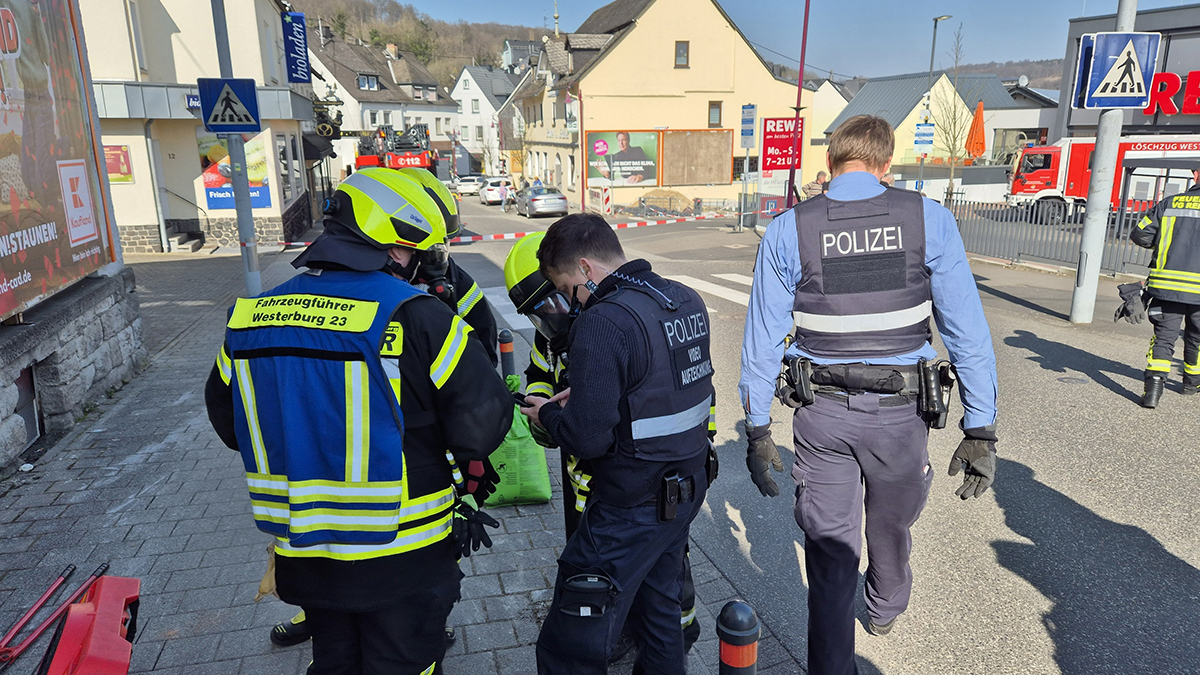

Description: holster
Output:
[918,359,957,429]
[776,355,815,408]
[705,441,719,486]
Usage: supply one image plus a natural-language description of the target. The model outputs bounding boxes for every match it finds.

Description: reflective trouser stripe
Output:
[234,360,270,474]
[345,362,369,483]
[793,300,932,334]
[272,512,452,560]
[420,663,436,675]
[681,606,696,627]
[630,397,713,440]
[216,346,232,385]
[457,282,484,317]
[1147,336,1172,372]
[1186,362,1200,375]
[430,316,472,388]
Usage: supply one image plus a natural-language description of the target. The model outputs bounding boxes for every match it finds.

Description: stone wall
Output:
[120,223,165,253]
[157,193,313,250]
[0,267,144,466]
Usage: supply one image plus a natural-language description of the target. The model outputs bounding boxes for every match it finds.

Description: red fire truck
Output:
[1008,135,1200,212]
[354,124,434,170]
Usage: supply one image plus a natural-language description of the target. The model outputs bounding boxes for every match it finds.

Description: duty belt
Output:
[809,362,922,396]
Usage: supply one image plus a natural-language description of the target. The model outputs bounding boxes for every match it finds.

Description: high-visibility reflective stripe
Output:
[1158,216,1176,271]
[793,300,932,334]
[631,397,712,440]
[217,346,232,385]
[430,316,471,388]
[285,480,404,498]
[1137,215,1155,230]
[445,451,464,488]
[1147,359,1171,372]
[1163,208,1200,218]
[527,381,554,398]
[681,606,696,627]
[457,282,484,317]
[273,513,452,560]
[382,358,403,406]
[708,405,716,432]
[252,501,290,524]
[345,362,369,483]
[1147,278,1200,294]
[340,171,432,237]
[530,346,551,372]
[235,360,270,474]
[1149,268,1200,282]
[247,474,288,496]
[420,664,436,675]
[1185,361,1200,375]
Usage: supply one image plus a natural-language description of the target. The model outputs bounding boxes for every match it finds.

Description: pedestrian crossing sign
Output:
[1081,32,1161,110]
[197,78,261,133]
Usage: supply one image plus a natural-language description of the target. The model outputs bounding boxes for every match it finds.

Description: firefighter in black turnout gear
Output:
[520,214,717,675]
[1126,169,1200,407]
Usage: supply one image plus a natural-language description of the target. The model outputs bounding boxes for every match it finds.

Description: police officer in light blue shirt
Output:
[738,115,999,675]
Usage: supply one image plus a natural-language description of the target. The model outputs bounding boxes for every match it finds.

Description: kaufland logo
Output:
[56,160,99,247]
[68,177,84,208]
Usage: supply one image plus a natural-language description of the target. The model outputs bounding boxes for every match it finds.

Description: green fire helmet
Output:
[398,167,461,238]
[504,232,554,314]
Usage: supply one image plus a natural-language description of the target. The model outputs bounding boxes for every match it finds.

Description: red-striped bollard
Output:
[717,600,759,674]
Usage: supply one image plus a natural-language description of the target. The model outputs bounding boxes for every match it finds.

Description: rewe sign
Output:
[762,117,804,171]
[1144,71,1200,116]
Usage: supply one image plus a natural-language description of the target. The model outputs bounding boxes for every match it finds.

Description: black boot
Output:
[1142,374,1166,408]
[1183,375,1200,396]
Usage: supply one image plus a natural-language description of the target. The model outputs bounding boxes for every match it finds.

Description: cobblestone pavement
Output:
[0,250,803,674]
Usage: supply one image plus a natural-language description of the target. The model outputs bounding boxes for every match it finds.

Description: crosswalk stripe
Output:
[482,287,535,331]
[712,273,754,287]
[667,275,749,307]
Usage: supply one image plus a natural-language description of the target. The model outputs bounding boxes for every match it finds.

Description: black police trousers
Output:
[792,394,933,675]
[537,469,708,675]
[303,585,456,675]
[1146,297,1200,384]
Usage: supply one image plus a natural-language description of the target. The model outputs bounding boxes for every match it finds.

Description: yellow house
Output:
[78,0,317,252]
[501,0,837,212]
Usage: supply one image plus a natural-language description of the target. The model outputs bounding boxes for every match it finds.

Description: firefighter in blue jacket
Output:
[739,116,999,675]
[204,167,512,674]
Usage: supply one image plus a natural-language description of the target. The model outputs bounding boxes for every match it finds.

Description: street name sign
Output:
[1080,32,1161,109]
[741,104,757,150]
[198,78,261,133]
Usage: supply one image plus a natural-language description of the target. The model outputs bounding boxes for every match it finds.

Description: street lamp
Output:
[917,15,951,193]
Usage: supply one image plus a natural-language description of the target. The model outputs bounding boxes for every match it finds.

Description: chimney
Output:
[385,43,399,60]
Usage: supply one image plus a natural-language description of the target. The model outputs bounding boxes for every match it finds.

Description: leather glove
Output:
[948,427,998,500]
[1114,282,1147,324]
[465,459,501,503]
[451,495,499,558]
[745,424,784,498]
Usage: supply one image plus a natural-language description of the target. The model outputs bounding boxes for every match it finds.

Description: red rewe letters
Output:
[1145,72,1182,116]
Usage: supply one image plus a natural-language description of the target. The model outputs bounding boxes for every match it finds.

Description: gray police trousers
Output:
[791,392,933,675]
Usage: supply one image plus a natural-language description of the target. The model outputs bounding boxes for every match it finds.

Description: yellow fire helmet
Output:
[398,167,462,238]
[504,232,554,314]
[335,167,446,251]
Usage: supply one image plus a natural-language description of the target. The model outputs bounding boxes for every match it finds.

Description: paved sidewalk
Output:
[0,250,803,674]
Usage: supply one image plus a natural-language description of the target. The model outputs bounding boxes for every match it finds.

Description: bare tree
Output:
[929,25,978,202]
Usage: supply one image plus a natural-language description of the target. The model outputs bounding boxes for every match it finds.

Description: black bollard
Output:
[499,329,515,377]
[717,600,759,674]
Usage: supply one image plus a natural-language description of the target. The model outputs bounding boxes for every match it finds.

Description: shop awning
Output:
[303,133,336,160]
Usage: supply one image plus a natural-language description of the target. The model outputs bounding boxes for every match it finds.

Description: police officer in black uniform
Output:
[520,214,716,675]
[1124,168,1200,406]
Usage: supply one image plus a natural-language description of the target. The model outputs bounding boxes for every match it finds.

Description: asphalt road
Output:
[453,198,1200,675]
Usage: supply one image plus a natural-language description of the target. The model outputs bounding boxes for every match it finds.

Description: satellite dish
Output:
[1018,75,1029,87]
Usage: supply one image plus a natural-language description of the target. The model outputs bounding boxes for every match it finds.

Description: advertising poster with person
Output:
[0,0,111,321]
[196,129,272,209]
[586,131,659,187]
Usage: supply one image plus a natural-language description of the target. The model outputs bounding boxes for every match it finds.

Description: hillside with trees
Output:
[954,59,1063,89]
[290,0,553,88]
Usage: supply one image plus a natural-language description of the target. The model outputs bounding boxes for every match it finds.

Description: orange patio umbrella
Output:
[965,101,986,158]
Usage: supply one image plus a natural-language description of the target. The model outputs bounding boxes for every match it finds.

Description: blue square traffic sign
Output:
[198,78,261,133]
[1082,32,1161,109]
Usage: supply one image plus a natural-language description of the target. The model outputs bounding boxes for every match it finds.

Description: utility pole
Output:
[210,0,262,297]
[917,15,951,193]
[1069,0,1139,324]
[784,0,811,209]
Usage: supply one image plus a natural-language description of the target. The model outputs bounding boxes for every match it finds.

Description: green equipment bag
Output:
[484,376,553,506]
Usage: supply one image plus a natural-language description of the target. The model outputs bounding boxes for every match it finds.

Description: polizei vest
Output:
[792,188,932,359]
[224,270,452,552]
[588,277,715,506]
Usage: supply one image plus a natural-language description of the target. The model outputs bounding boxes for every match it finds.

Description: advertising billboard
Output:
[104,145,134,184]
[0,0,111,320]
[761,117,804,171]
[197,129,272,209]
[587,131,659,187]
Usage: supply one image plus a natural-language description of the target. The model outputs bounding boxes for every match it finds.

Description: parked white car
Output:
[479,177,513,205]
[454,175,485,195]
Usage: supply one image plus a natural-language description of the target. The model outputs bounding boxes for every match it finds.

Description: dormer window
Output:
[358,75,379,91]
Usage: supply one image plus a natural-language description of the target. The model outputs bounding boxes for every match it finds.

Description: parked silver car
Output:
[453,175,485,195]
[516,187,569,218]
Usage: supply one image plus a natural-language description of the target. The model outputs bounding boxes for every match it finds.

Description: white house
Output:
[451,66,523,175]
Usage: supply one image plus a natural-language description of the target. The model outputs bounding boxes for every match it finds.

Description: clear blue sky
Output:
[415,0,1195,78]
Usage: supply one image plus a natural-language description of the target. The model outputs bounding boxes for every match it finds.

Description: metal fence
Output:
[948,199,1153,275]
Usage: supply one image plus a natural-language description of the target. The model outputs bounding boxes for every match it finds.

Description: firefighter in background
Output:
[503,231,709,658]
[268,167,501,648]
[205,167,512,673]
[1122,169,1200,407]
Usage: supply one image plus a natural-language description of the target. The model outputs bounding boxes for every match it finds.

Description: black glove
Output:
[948,427,998,500]
[451,496,499,558]
[745,424,784,498]
[530,423,558,448]
[1114,282,1147,324]
[465,459,501,503]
